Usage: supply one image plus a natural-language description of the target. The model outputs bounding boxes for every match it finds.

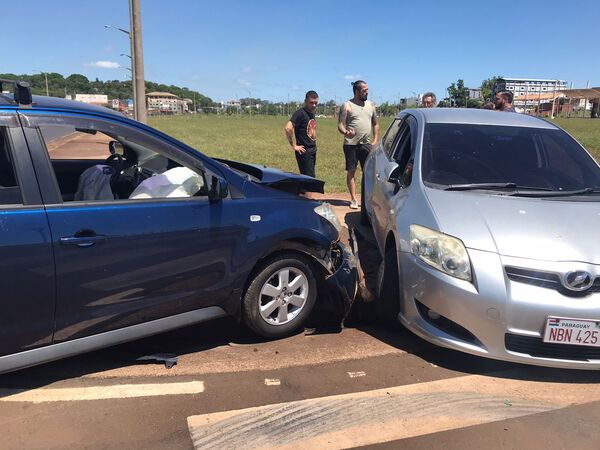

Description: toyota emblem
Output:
[563,271,594,291]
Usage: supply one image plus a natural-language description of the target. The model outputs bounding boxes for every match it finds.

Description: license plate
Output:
[543,317,600,347]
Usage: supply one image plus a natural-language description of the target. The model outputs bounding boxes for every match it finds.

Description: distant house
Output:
[146,92,187,114]
[68,94,109,106]
[468,88,481,100]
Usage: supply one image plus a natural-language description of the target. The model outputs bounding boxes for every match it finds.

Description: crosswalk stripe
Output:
[0,381,204,403]
[187,372,600,449]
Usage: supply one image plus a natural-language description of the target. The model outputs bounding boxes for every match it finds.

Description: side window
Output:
[0,127,23,205]
[41,126,114,160]
[382,118,402,158]
[392,117,417,186]
[37,119,208,203]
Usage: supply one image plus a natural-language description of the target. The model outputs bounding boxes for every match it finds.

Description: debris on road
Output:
[136,353,178,369]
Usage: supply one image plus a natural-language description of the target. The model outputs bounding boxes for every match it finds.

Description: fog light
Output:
[427,309,441,320]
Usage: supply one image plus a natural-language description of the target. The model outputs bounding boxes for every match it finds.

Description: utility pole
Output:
[248,90,252,117]
[130,0,147,123]
[33,70,49,96]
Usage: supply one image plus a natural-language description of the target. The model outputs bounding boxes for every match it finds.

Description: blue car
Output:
[0,80,356,374]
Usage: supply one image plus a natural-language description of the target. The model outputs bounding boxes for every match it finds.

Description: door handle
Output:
[60,234,107,248]
[376,173,381,181]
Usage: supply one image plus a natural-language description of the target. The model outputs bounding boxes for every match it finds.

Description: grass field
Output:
[148,115,600,193]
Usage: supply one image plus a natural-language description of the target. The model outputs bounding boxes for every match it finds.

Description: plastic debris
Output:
[136,353,178,369]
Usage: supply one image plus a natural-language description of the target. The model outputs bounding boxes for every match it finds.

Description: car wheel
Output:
[375,247,401,327]
[243,254,317,338]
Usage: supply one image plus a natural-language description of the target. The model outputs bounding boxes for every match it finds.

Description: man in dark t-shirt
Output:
[284,90,319,177]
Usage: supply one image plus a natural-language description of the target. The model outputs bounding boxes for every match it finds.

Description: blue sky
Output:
[4,0,599,103]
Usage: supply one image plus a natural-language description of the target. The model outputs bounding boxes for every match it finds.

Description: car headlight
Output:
[409,224,472,281]
[314,203,342,233]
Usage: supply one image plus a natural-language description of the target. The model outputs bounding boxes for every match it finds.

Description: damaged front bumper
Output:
[316,240,359,327]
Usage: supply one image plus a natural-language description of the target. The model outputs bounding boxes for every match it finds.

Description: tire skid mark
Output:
[191,399,349,448]
[188,373,600,449]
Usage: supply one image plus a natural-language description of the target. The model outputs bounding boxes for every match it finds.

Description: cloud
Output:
[242,66,252,73]
[344,74,361,80]
[104,45,113,53]
[237,78,252,86]
[85,60,120,69]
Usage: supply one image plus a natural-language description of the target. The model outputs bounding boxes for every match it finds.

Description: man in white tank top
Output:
[337,80,379,209]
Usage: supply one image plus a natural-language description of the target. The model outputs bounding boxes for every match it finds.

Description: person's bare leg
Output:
[347,170,357,206]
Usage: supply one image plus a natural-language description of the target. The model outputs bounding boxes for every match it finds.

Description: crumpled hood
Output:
[425,188,600,263]
[215,158,324,194]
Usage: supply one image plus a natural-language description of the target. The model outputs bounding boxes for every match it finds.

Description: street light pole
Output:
[105,24,136,120]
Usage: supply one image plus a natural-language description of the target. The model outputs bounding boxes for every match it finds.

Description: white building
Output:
[147,92,185,113]
[468,88,481,100]
[494,78,567,108]
[69,94,109,105]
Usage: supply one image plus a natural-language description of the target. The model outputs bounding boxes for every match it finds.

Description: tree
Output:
[480,75,503,102]
[66,74,90,94]
[446,79,469,107]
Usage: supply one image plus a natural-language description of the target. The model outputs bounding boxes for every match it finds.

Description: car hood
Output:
[424,188,600,263]
[215,158,324,194]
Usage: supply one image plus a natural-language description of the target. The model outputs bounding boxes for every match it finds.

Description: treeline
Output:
[0,72,215,107]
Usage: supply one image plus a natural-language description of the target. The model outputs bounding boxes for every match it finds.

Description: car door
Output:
[0,112,55,357]
[374,116,418,244]
[20,112,245,343]
[370,117,409,246]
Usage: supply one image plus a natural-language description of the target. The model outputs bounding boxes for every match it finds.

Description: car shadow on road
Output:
[344,209,600,385]
[0,318,286,391]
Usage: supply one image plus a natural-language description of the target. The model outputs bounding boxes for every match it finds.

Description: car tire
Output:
[243,253,317,338]
[375,246,401,328]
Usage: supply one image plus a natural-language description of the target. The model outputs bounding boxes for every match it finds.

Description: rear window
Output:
[422,123,600,191]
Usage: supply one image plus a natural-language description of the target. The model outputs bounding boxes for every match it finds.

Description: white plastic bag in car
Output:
[129,166,204,199]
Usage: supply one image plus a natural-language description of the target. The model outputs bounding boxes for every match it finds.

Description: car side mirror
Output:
[384,161,401,184]
[208,175,228,203]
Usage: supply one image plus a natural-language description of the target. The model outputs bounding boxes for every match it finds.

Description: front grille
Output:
[505,333,600,361]
[505,266,600,298]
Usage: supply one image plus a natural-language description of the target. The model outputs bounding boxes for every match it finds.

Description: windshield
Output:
[422,123,600,192]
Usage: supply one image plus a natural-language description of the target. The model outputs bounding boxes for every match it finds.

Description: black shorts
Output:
[295,149,317,177]
[343,143,371,171]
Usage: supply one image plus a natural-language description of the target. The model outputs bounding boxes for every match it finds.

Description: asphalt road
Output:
[1,199,600,449]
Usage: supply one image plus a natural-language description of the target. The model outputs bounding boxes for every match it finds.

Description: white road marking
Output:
[264,378,281,386]
[347,371,366,378]
[187,372,600,449]
[0,381,204,403]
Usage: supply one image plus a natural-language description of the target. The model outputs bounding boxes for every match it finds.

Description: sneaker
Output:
[349,201,359,209]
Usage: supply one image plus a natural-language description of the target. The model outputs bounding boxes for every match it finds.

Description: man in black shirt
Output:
[284,91,319,177]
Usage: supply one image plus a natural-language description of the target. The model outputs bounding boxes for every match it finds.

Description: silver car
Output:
[363,108,600,369]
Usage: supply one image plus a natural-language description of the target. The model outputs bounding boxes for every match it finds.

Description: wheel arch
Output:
[229,238,330,321]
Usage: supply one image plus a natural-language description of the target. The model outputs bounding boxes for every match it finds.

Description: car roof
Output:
[0,93,123,117]
[404,108,558,129]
